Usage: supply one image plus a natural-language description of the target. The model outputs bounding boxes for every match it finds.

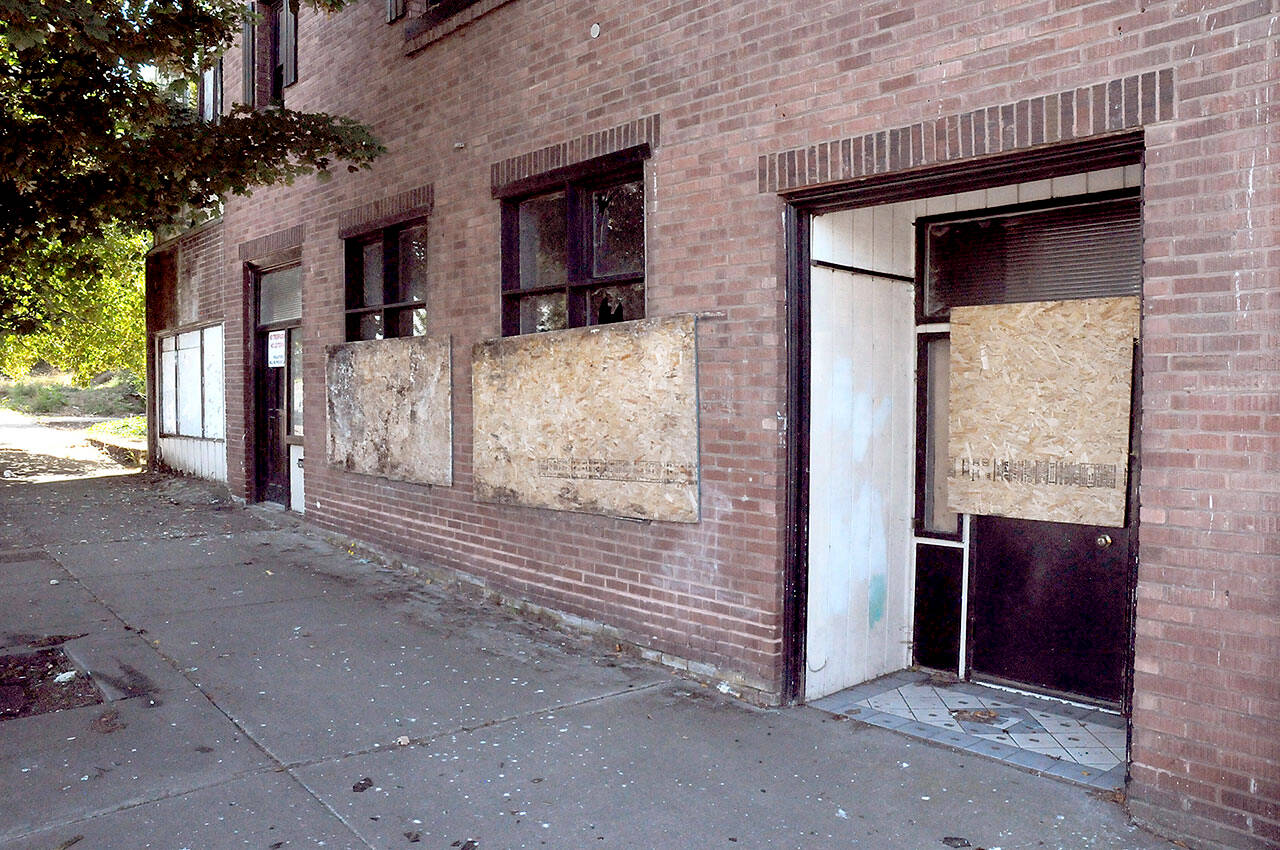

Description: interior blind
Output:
[922,197,1141,317]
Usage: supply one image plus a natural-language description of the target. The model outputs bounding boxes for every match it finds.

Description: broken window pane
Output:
[592,179,643,278]
[399,224,428,303]
[359,311,384,340]
[588,283,644,325]
[518,192,567,290]
[387,306,428,338]
[519,292,567,334]
[362,240,383,307]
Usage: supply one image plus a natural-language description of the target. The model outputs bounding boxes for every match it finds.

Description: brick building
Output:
[146,2,1278,847]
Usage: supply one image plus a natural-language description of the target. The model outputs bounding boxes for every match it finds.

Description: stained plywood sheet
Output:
[326,335,452,486]
[472,315,699,522]
[947,296,1139,528]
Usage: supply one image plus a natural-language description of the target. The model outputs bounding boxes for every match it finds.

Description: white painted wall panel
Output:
[811,209,854,266]
[806,267,916,699]
[157,435,227,482]
[160,348,177,434]
[289,444,305,513]
[202,325,224,439]
[176,331,202,437]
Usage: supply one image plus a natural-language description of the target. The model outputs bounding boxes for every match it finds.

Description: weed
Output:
[87,415,147,441]
[30,385,68,413]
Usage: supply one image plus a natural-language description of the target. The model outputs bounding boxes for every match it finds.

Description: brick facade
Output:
[151,2,1278,847]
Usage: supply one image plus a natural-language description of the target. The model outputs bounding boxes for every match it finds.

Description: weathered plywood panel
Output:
[472,315,699,522]
[947,296,1139,527]
[326,335,452,486]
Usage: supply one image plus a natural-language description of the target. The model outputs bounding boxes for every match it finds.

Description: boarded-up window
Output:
[202,325,224,439]
[157,324,224,439]
[946,296,1138,528]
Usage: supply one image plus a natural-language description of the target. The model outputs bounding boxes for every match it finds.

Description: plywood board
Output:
[947,296,1138,527]
[326,335,452,486]
[472,315,699,522]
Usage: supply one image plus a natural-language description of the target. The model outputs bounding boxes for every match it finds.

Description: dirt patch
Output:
[0,648,103,720]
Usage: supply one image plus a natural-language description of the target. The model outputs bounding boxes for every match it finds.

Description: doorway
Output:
[801,165,1142,711]
[252,264,303,507]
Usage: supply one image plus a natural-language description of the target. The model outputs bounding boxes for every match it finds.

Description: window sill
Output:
[158,434,226,443]
[404,0,514,55]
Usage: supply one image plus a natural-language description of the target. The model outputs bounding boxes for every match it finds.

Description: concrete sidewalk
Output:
[0,456,1178,846]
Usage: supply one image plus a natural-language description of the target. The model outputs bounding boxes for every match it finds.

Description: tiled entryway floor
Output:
[812,670,1128,790]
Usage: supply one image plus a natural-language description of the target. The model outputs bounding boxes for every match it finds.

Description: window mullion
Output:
[565,183,588,328]
[382,228,401,336]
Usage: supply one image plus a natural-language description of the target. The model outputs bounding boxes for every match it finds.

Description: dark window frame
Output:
[343,219,429,341]
[241,3,256,103]
[266,0,298,101]
[243,0,297,107]
[916,190,1142,322]
[406,0,483,34]
[499,154,646,336]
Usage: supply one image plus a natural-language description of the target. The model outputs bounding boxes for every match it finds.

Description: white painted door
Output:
[806,266,916,700]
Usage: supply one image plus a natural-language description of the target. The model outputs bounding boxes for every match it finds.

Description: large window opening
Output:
[158,324,225,440]
[500,159,645,336]
[343,220,429,341]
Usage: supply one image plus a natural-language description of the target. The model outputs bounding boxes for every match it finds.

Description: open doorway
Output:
[251,264,303,508]
[801,163,1142,713]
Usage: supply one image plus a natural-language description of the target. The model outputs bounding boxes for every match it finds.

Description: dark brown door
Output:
[252,263,302,506]
[969,516,1130,704]
[915,194,1142,707]
[254,329,289,504]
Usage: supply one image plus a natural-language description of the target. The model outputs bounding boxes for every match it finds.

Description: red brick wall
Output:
[1129,4,1278,846]
[200,2,1278,847]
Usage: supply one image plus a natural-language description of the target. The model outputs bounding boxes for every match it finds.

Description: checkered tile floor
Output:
[811,670,1128,789]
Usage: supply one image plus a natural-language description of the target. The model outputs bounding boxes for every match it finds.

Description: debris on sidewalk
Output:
[90,708,127,734]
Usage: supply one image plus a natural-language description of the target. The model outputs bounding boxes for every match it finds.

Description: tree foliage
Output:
[0,0,382,336]
[0,225,149,384]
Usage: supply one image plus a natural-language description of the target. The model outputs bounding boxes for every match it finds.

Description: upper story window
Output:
[242,0,297,106]
[404,0,483,29]
[344,222,428,340]
[387,0,406,22]
[198,58,223,122]
[500,162,645,335]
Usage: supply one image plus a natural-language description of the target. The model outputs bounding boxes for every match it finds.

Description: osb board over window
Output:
[326,336,452,486]
[472,315,699,523]
[947,296,1139,528]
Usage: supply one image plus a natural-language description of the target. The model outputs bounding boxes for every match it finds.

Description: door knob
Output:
[1096,534,1113,549]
